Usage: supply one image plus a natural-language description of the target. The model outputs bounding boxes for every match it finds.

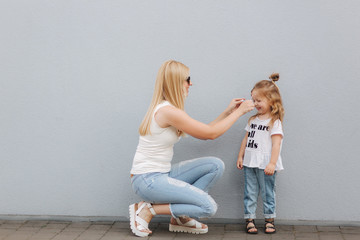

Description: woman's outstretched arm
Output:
[155,100,254,140]
[208,98,245,126]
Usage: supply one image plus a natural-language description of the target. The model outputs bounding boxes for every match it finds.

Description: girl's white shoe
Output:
[169,217,208,234]
[129,202,156,237]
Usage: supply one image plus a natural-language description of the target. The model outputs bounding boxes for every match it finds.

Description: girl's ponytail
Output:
[269,73,280,82]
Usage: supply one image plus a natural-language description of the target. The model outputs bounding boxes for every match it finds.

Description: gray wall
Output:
[1,0,360,223]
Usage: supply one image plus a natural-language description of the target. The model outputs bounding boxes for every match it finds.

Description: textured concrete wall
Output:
[1,0,360,222]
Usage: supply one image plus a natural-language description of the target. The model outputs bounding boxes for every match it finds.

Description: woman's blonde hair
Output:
[139,60,189,136]
[249,73,284,128]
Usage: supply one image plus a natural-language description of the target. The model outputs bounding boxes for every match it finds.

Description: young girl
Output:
[236,73,284,234]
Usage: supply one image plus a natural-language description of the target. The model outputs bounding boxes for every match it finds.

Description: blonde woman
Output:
[130,60,254,237]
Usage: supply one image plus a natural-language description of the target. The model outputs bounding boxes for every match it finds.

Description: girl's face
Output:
[251,89,271,116]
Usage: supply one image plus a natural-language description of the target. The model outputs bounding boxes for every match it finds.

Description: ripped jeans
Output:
[131,157,225,218]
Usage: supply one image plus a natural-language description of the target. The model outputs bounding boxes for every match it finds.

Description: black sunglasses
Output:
[186,76,191,85]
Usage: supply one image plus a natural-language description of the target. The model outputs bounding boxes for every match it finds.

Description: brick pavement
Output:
[1,220,360,240]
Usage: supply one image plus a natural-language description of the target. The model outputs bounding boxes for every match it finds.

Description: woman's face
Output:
[183,76,192,97]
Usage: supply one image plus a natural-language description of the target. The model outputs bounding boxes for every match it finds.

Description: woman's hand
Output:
[236,100,255,115]
[226,98,245,115]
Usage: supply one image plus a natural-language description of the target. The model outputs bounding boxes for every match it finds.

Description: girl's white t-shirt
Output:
[131,101,180,174]
[243,117,284,171]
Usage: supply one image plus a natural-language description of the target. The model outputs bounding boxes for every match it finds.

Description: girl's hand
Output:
[236,157,243,170]
[236,100,255,115]
[264,163,276,175]
[226,98,245,114]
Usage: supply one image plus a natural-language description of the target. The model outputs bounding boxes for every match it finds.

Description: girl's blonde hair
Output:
[139,60,189,136]
[249,73,284,127]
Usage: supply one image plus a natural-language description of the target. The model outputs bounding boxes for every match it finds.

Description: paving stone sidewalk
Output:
[1,220,360,240]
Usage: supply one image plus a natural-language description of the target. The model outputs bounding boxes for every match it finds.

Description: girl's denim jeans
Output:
[131,157,224,218]
[244,166,276,219]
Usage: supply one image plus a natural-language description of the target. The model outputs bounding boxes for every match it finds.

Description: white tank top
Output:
[130,101,180,174]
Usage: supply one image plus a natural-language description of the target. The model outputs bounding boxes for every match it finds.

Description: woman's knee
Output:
[207,156,225,175]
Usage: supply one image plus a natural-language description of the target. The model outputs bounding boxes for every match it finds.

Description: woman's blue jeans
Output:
[244,166,276,219]
[131,157,225,218]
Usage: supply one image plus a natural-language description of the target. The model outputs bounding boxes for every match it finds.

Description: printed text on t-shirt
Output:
[247,124,269,149]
